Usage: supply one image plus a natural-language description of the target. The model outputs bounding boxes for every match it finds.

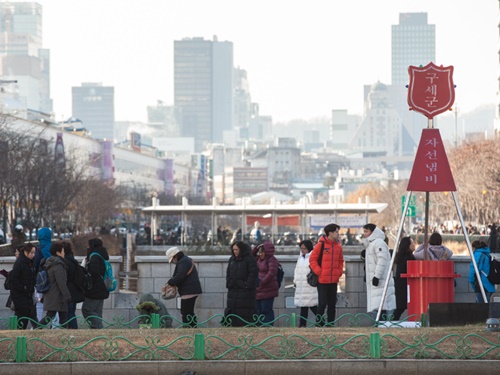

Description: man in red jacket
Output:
[309,223,344,326]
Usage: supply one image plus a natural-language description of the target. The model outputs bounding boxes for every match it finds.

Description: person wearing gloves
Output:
[468,240,496,303]
[165,247,202,328]
[293,240,318,327]
[309,223,344,326]
[362,223,396,321]
[251,240,279,326]
[413,232,453,260]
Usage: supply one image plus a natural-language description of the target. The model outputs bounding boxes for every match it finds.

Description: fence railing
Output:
[1,329,500,362]
[1,312,423,330]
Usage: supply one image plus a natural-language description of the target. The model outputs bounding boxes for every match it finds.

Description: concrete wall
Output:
[0,255,483,327]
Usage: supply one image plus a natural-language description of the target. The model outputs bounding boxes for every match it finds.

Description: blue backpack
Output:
[35,259,50,293]
[90,252,117,292]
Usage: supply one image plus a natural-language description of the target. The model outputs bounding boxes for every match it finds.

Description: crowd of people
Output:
[2,220,497,329]
[2,227,113,329]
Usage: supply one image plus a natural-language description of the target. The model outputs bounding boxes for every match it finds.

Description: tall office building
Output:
[0,1,52,114]
[391,13,436,151]
[174,36,234,152]
[72,82,115,140]
[391,13,435,86]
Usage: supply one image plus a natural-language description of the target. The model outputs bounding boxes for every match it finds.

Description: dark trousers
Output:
[299,306,318,327]
[67,302,78,329]
[256,298,275,325]
[317,283,338,326]
[180,296,198,327]
[15,304,39,330]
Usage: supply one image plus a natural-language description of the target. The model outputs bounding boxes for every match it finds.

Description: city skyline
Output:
[36,0,498,124]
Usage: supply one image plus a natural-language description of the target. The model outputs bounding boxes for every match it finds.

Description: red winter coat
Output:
[252,241,279,300]
[309,235,344,284]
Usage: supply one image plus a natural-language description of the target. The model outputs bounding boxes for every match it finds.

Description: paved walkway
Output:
[1,359,499,375]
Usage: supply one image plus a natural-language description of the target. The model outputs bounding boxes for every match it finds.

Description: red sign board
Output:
[407,128,456,192]
[407,62,455,119]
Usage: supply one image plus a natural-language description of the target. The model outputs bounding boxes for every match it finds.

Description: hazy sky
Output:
[39,0,498,123]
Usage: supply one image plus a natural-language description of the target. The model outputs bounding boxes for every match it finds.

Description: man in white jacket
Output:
[362,223,396,321]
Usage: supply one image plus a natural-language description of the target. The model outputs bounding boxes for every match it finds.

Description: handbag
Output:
[161,283,177,300]
[306,241,325,287]
[307,268,318,287]
[161,259,195,300]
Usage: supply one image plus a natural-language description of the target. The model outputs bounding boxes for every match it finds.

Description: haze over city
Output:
[38,0,498,124]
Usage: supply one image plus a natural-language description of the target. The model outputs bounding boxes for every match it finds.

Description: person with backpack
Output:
[82,238,110,329]
[62,240,85,329]
[41,242,72,328]
[309,223,344,327]
[8,244,39,329]
[251,240,279,326]
[34,227,53,321]
[468,240,496,303]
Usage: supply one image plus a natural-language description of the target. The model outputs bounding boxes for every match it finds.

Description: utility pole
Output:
[454,105,459,147]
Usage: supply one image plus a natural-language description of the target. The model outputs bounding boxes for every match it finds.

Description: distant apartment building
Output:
[147,100,181,138]
[352,82,404,157]
[72,82,115,140]
[331,109,360,153]
[223,167,268,203]
[267,138,301,186]
[174,36,233,152]
[0,1,52,114]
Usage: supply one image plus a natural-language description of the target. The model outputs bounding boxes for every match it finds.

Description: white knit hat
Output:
[166,247,180,263]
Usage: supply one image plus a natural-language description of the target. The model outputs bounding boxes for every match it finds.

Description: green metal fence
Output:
[0,313,499,362]
[1,312,420,330]
[1,330,500,362]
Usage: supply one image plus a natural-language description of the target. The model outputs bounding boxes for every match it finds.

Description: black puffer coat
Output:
[65,254,85,303]
[84,244,110,300]
[225,242,258,326]
[10,251,36,309]
[167,252,202,296]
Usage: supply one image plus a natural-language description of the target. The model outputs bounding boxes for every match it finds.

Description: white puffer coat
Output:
[293,252,318,307]
[364,227,396,312]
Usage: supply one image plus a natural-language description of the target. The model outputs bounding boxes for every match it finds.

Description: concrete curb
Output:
[1,359,499,375]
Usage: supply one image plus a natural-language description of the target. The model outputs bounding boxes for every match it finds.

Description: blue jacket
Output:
[34,227,52,271]
[468,246,496,293]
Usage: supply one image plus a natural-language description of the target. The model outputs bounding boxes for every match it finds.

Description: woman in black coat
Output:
[223,241,258,327]
[10,244,39,329]
[393,237,415,320]
[62,240,84,329]
[166,247,202,328]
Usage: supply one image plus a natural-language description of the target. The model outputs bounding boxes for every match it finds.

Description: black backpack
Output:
[486,255,500,285]
[73,260,93,292]
[266,257,285,288]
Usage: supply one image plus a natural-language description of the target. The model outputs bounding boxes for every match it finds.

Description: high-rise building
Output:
[391,13,435,87]
[0,1,52,114]
[174,36,234,152]
[391,12,436,150]
[72,82,115,140]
